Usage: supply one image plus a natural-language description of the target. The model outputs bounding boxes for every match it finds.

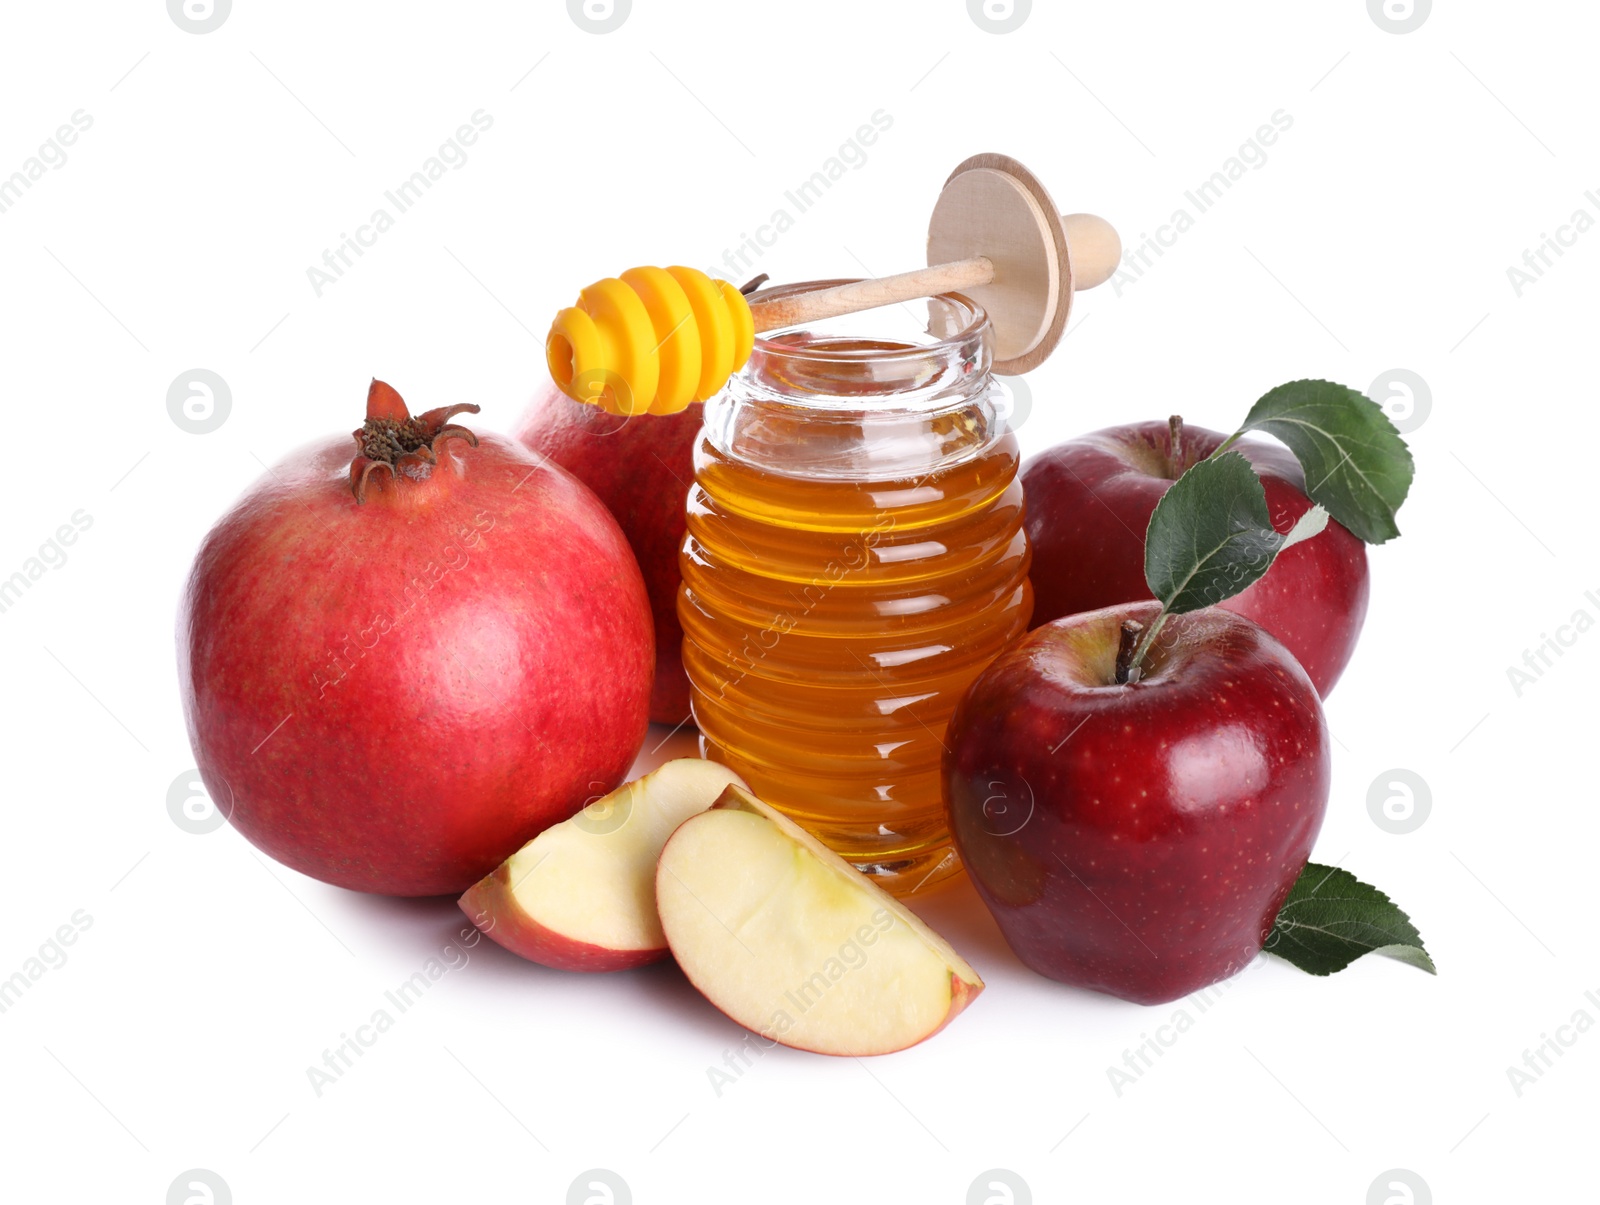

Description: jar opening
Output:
[741,281,993,409]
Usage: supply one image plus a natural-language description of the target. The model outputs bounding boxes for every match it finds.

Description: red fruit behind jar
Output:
[177,381,654,896]
[1022,420,1369,696]
[515,377,703,724]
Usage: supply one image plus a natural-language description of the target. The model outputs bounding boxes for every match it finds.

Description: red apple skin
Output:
[1022,422,1370,696]
[178,430,653,897]
[459,867,666,972]
[944,602,1330,1005]
[515,379,701,724]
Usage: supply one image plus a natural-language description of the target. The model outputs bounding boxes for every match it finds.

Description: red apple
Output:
[515,378,701,724]
[944,601,1330,1005]
[1022,420,1369,695]
[178,381,654,897]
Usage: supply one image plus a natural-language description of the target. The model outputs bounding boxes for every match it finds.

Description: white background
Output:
[1,1,1592,1202]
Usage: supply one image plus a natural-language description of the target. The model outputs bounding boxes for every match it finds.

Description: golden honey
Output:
[679,290,1031,893]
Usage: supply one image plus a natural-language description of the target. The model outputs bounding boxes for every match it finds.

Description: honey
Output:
[679,289,1031,894]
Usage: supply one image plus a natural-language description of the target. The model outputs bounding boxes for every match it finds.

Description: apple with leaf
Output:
[946,381,1433,1004]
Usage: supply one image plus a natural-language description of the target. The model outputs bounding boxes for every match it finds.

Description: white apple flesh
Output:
[656,785,984,1056]
[460,759,746,972]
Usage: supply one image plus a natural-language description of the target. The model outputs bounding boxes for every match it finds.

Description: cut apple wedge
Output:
[460,759,746,972]
[656,785,984,1056]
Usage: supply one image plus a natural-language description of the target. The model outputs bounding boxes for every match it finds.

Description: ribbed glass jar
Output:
[679,287,1031,893]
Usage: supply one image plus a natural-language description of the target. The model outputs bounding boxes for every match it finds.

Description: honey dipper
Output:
[545,153,1121,416]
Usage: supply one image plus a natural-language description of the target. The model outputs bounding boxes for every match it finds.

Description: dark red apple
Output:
[1022,420,1369,695]
[178,381,654,896]
[944,601,1330,1005]
[516,378,701,724]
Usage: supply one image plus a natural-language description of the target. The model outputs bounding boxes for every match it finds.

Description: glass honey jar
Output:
[680,285,1031,894]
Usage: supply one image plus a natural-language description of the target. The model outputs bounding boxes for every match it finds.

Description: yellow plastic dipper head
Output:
[545,267,755,416]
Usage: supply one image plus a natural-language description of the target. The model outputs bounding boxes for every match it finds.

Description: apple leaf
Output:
[1263,863,1436,977]
[1233,379,1414,544]
[1144,452,1316,614]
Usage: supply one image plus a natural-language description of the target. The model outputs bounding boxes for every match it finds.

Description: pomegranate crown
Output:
[348,379,480,503]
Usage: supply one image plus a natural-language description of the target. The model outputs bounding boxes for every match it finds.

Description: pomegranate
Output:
[178,380,654,896]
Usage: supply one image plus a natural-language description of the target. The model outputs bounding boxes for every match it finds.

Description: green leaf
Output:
[1234,379,1414,544]
[1144,452,1290,614]
[1264,863,1436,977]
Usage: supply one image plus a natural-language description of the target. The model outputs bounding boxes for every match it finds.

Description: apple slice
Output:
[656,785,984,1056]
[460,759,746,972]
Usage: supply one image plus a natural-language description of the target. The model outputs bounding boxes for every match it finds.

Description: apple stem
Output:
[1114,619,1144,685]
[1125,610,1170,683]
[1168,415,1183,461]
